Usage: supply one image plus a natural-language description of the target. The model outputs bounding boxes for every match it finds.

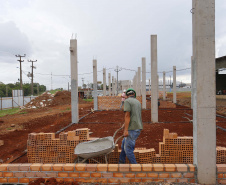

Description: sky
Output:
[0,0,226,90]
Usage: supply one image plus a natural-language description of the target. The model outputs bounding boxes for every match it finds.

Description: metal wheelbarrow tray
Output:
[74,127,123,163]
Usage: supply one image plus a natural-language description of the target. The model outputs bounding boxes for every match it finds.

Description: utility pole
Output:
[81,78,84,89]
[28,59,37,95]
[114,66,122,95]
[15,54,26,90]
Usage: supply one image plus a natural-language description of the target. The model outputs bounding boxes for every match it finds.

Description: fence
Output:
[0,96,37,110]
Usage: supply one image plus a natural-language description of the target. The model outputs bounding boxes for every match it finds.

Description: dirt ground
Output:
[0,91,226,164]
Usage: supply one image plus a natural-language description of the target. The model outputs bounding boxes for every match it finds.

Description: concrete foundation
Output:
[151,35,158,123]
[173,66,176,104]
[192,0,216,183]
[93,60,98,110]
[142,57,146,109]
[70,39,78,123]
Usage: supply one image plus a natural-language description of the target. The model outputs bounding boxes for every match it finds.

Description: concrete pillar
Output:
[103,68,106,96]
[137,67,141,96]
[142,57,146,109]
[191,56,196,109]
[151,35,158,123]
[157,75,159,99]
[70,39,78,123]
[112,76,114,96]
[163,71,166,100]
[173,66,176,104]
[149,79,151,95]
[193,0,216,184]
[93,60,98,110]
[108,73,111,96]
[134,73,137,93]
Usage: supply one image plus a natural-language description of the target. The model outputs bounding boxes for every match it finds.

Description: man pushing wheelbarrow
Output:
[119,88,143,164]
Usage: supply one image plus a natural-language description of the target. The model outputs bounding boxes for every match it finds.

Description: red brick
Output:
[75,164,86,171]
[35,172,46,178]
[153,179,164,182]
[80,172,90,177]
[58,172,68,177]
[19,178,30,183]
[184,172,194,178]
[190,179,196,183]
[136,173,146,178]
[218,179,226,184]
[142,179,153,182]
[102,172,113,178]
[56,178,64,182]
[108,164,118,171]
[0,178,7,183]
[130,164,141,171]
[14,172,24,177]
[63,164,75,171]
[53,164,64,171]
[96,178,107,183]
[164,164,176,172]
[217,164,226,172]
[0,164,8,171]
[0,172,2,177]
[171,173,182,178]
[120,178,130,183]
[131,179,142,183]
[8,164,21,171]
[166,179,177,183]
[3,172,13,177]
[218,173,224,178]
[147,173,158,178]
[30,164,42,171]
[125,173,135,178]
[177,179,188,183]
[175,164,187,172]
[8,178,19,183]
[41,164,53,171]
[108,178,119,183]
[86,164,97,171]
[153,164,164,171]
[25,172,36,177]
[19,163,31,171]
[64,178,74,182]
[91,173,101,178]
[188,164,196,172]
[142,164,152,171]
[159,173,169,178]
[97,164,107,171]
[69,172,79,177]
[113,173,123,178]
[46,172,57,178]
[119,164,130,172]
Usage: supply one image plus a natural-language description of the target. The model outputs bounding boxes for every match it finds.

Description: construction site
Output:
[1,0,226,184]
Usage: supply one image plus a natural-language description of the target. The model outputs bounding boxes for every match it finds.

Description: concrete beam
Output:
[103,68,106,96]
[70,39,78,123]
[163,71,166,100]
[173,66,176,104]
[151,35,158,123]
[142,57,146,109]
[193,0,216,184]
[93,60,98,110]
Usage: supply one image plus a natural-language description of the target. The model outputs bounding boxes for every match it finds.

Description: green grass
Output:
[0,108,20,117]
[83,99,93,102]
[49,89,61,94]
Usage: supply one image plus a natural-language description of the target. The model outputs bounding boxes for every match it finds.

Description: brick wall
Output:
[217,164,226,184]
[0,163,198,184]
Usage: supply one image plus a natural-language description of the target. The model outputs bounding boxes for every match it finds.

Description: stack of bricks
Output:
[98,96,142,110]
[159,129,193,163]
[217,146,226,164]
[27,128,90,163]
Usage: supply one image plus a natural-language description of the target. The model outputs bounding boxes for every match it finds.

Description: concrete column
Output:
[151,35,158,123]
[134,73,137,93]
[93,60,98,110]
[191,56,196,109]
[173,66,176,104]
[108,73,111,96]
[103,68,106,96]
[137,67,141,96]
[142,57,146,109]
[193,0,216,184]
[163,71,166,100]
[70,39,78,123]
[157,75,159,99]
[149,79,151,95]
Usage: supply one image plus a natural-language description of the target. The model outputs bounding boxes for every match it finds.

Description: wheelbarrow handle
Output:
[113,126,123,140]
[114,135,124,147]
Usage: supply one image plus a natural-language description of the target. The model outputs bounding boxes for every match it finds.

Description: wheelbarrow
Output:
[74,126,123,163]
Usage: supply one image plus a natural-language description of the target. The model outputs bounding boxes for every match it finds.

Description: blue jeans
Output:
[119,130,141,164]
